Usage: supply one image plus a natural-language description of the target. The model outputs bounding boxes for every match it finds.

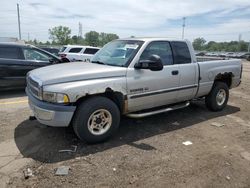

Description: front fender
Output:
[43,76,127,102]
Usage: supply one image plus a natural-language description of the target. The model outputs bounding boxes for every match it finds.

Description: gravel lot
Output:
[0,61,249,188]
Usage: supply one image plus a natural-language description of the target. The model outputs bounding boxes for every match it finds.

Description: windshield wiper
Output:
[91,60,106,65]
[106,63,125,67]
[92,60,125,67]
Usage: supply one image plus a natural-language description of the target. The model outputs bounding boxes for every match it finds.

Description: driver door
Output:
[127,41,180,112]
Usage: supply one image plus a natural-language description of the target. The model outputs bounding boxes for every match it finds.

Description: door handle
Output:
[172,70,179,75]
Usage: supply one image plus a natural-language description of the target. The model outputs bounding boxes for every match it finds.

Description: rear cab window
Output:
[170,41,191,64]
[68,48,83,53]
[0,46,23,60]
[83,48,99,55]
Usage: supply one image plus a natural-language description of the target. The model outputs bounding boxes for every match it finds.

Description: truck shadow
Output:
[0,89,26,99]
[14,101,240,163]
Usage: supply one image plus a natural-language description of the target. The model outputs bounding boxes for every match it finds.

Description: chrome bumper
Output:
[26,88,76,127]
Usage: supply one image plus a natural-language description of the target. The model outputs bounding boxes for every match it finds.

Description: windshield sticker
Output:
[125,44,139,49]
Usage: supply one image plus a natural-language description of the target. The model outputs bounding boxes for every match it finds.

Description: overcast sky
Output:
[1,0,250,42]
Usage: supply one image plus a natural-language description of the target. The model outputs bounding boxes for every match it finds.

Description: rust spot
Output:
[123,99,129,114]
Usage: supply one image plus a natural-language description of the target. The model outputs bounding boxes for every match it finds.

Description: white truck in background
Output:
[59,45,100,62]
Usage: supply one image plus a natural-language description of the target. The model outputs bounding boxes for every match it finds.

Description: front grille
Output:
[27,76,41,99]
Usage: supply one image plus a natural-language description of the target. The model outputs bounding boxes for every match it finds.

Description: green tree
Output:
[84,31,99,46]
[197,39,248,52]
[238,41,248,52]
[49,26,71,45]
[192,37,206,51]
[71,35,85,45]
[45,41,50,45]
[71,35,80,44]
[99,32,119,46]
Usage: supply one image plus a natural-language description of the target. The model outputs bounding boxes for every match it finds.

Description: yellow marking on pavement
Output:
[0,100,28,105]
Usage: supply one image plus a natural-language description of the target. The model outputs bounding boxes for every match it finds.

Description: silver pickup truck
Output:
[26,38,242,143]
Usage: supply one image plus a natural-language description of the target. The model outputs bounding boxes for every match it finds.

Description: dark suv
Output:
[0,43,63,90]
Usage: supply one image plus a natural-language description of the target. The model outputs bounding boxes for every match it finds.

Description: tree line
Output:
[27,26,119,47]
[192,37,249,52]
[27,26,249,52]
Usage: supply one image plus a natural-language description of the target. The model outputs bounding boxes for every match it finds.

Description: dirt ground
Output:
[0,61,249,188]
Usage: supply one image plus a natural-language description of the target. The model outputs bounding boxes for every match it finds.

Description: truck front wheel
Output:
[205,81,229,111]
[72,96,120,143]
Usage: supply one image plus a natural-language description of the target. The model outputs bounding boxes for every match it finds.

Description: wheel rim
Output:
[216,89,226,106]
[87,109,112,135]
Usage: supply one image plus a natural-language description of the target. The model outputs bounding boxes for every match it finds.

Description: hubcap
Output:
[87,109,112,135]
[216,89,226,106]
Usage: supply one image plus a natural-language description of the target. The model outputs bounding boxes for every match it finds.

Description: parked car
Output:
[40,47,60,56]
[225,52,237,58]
[0,43,64,90]
[59,45,100,62]
[239,52,250,61]
[195,51,206,56]
[26,38,242,143]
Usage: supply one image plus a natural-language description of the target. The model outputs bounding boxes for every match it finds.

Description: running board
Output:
[126,101,190,118]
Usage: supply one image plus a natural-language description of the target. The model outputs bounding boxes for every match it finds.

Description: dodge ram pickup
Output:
[26,38,242,143]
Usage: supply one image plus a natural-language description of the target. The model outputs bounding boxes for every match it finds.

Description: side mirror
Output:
[134,55,163,71]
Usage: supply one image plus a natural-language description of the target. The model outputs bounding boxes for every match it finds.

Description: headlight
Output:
[42,91,69,103]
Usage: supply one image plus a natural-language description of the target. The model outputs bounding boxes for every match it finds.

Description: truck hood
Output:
[29,62,127,85]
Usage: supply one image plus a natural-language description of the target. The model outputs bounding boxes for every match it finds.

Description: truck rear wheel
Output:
[72,96,120,143]
[205,81,229,111]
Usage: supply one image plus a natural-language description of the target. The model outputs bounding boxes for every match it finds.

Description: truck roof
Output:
[118,37,187,42]
[63,45,100,49]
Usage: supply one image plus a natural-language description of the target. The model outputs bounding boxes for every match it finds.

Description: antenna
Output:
[182,17,186,39]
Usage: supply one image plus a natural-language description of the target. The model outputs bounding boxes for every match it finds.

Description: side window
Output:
[0,47,21,59]
[23,48,51,61]
[84,48,99,54]
[68,48,82,53]
[171,42,191,64]
[140,41,173,65]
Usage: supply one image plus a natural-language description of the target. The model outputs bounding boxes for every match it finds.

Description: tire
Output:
[205,81,229,111]
[72,96,120,143]
[62,58,70,62]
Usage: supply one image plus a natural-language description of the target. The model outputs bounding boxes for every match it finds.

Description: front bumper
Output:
[26,88,76,127]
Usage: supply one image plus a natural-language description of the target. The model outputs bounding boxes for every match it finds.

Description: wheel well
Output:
[214,73,233,88]
[74,88,126,114]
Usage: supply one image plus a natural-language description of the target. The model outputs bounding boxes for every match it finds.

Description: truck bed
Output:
[196,56,230,62]
[196,58,242,97]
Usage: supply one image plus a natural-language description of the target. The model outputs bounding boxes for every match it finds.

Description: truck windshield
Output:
[91,40,144,67]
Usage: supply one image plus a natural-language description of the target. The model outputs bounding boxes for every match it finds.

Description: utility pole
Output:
[28,33,30,41]
[248,40,250,53]
[17,3,21,40]
[78,22,82,38]
[238,33,242,52]
[182,17,186,39]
